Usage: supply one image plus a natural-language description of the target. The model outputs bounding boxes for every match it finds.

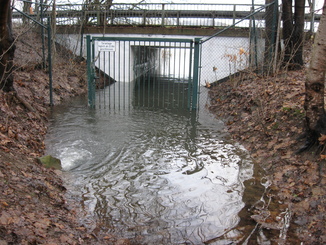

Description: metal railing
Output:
[14,2,321,28]
[13,2,320,32]
[14,3,265,28]
[86,36,200,110]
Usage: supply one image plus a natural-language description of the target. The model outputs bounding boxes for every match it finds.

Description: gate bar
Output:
[86,35,200,110]
[91,36,195,43]
[86,35,95,108]
[192,38,201,110]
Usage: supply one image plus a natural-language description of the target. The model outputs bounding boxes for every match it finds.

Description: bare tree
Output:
[282,0,305,70]
[300,2,326,152]
[22,0,32,24]
[0,0,15,92]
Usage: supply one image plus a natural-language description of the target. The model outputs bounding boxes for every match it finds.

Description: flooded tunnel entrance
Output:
[47,33,269,244]
[86,36,200,110]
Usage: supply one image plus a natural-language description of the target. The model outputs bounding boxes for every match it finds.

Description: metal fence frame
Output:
[12,6,54,106]
[198,0,279,92]
[86,35,201,110]
[86,1,278,111]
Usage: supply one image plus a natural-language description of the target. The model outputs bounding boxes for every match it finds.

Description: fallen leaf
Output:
[54,222,65,230]
[0,211,11,225]
[1,201,9,207]
[318,134,326,144]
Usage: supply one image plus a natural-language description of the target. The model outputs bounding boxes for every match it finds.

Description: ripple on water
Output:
[46,105,256,244]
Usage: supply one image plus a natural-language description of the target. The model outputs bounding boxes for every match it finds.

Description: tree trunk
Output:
[282,0,305,70]
[0,0,16,92]
[301,2,326,152]
[22,1,32,24]
[292,0,305,67]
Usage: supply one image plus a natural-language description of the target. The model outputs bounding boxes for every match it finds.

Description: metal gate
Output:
[86,36,200,110]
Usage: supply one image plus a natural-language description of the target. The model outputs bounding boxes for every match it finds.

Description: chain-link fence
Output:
[198,1,279,107]
[11,3,90,106]
[82,2,279,111]
[13,1,322,111]
[10,5,55,105]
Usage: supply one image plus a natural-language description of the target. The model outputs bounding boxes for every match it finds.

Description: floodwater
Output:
[45,81,267,244]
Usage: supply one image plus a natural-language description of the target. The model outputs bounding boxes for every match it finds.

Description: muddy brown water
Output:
[45,82,269,244]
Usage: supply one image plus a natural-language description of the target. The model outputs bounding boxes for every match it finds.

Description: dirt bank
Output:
[0,26,324,244]
[0,26,126,245]
[208,67,325,243]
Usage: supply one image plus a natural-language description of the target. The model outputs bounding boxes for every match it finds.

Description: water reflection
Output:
[45,87,254,244]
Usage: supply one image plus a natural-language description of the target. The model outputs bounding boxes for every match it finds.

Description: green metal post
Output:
[91,38,96,107]
[251,0,258,68]
[47,18,53,106]
[191,38,200,110]
[86,35,95,108]
[40,0,45,69]
[188,41,193,109]
[79,25,84,58]
[310,0,315,33]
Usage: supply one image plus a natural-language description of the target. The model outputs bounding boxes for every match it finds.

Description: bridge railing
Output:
[14,3,264,28]
[13,2,320,30]
[13,2,320,31]
[83,3,260,27]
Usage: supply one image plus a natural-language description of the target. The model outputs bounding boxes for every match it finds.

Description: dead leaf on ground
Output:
[318,134,326,144]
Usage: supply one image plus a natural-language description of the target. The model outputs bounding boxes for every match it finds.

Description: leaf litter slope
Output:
[0,26,131,245]
[208,58,325,243]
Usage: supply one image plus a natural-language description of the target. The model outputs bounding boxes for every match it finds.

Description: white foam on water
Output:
[58,140,93,171]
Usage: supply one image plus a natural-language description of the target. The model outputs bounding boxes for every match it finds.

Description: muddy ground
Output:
[0,26,325,244]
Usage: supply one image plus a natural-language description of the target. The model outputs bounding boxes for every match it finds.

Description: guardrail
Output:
[12,2,320,29]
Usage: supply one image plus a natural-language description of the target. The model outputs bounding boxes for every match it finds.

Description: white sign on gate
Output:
[98,41,116,52]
